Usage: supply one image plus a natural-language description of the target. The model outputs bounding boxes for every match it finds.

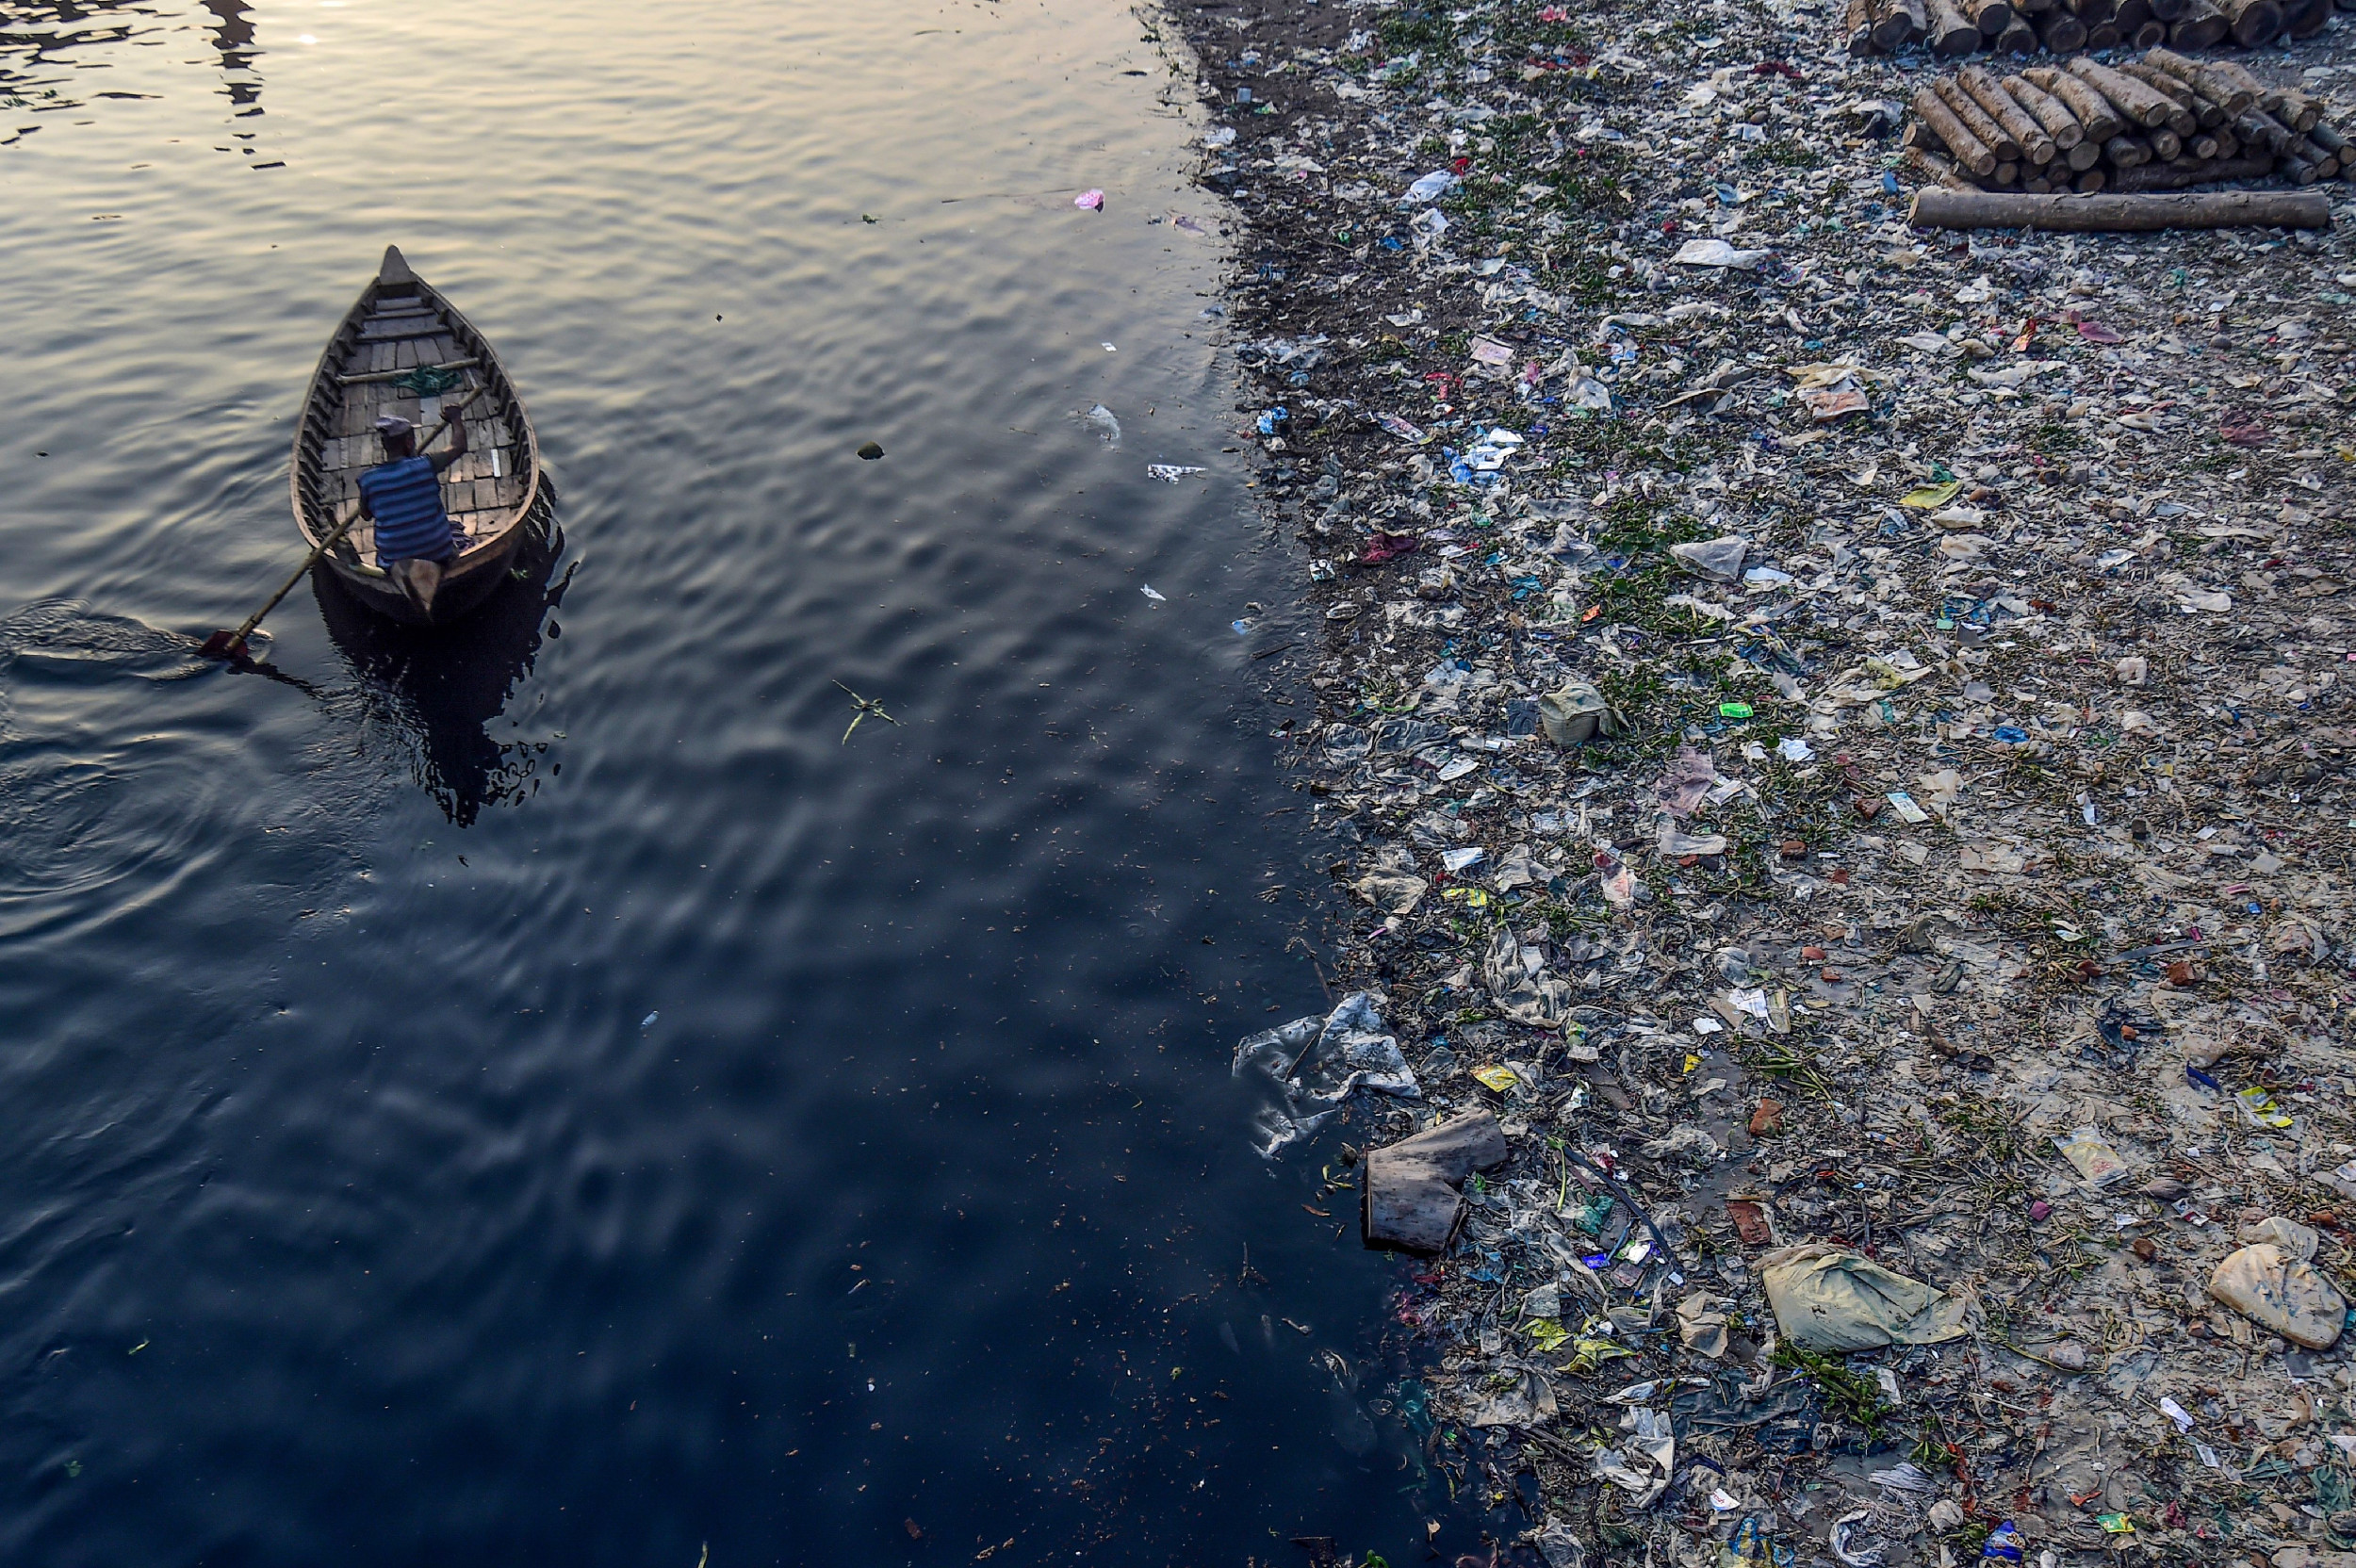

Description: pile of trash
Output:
[1179,0,2356,1560]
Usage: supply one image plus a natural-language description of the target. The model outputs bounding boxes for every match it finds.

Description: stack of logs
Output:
[1846,0,2342,57]
[1902,50,2352,192]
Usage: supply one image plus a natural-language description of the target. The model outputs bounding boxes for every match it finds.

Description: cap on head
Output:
[375,414,414,444]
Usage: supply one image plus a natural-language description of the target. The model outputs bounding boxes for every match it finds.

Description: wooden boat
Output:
[290,245,542,625]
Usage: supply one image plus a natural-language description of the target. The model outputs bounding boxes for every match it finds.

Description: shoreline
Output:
[1175,0,2356,1560]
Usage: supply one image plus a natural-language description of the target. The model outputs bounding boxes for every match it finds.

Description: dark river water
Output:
[0,3,1453,1563]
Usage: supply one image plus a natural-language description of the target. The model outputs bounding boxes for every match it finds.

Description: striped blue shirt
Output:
[357,456,462,564]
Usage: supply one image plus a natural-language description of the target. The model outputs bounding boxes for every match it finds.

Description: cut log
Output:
[2067,0,2118,21]
[2106,154,2277,189]
[2149,126,2183,161]
[2039,8,2090,45]
[2286,0,2332,32]
[1993,159,2021,186]
[2263,90,2323,134]
[2069,59,2176,130]
[1959,67,2056,164]
[2075,168,2108,191]
[2234,107,2290,155]
[2115,64,2200,136]
[2189,132,2219,159]
[1873,0,1932,47]
[1937,78,2021,161]
[2004,74,2086,149]
[1362,1110,1511,1254]
[2148,0,2189,16]
[2281,156,2321,186]
[2145,49,2253,113]
[2216,0,2283,41]
[2290,136,2339,178]
[2204,58,2269,104]
[2312,123,2350,157]
[2026,66,2123,142]
[2023,174,2055,192]
[2212,124,2240,159]
[2129,17,2170,39]
[2086,18,2124,42]
[1905,144,1985,189]
[1968,0,2020,25]
[2014,0,2055,10]
[1923,0,1986,52]
[2168,0,2231,43]
[2067,138,2104,170]
[2105,132,2155,167]
[1847,0,1885,49]
[2184,93,2229,131]
[1915,87,2001,174]
[1907,187,2331,228]
[1996,17,2041,46]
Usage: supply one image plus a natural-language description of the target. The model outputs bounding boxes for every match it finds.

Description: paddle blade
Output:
[198,629,246,661]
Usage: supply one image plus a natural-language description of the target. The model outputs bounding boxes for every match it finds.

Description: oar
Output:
[201,384,489,662]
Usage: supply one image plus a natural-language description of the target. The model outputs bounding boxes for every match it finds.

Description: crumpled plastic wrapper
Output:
[1484,927,1573,1028]
[1231,992,1418,1157]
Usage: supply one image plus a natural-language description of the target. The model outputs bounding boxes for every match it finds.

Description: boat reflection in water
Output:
[311,503,572,826]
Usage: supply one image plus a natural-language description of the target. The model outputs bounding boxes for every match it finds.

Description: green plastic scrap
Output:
[1567,1192,1615,1235]
[1898,480,1962,510]
[1524,1317,1573,1353]
[2095,1512,2135,1535]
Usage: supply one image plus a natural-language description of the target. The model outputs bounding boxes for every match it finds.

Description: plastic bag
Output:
[2052,1127,2132,1188]
[2208,1227,2347,1349]
[1539,679,1614,746]
[1759,1243,1971,1352]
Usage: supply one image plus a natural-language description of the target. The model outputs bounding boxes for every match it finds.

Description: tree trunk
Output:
[1904,144,1982,189]
[2216,0,2282,42]
[1996,17,2041,46]
[1847,0,1885,50]
[2233,106,2290,155]
[2067,138,2104,170]
[1907,187,2331,228]
[2263,89,2323,133]
[1924,0,1986,52]
[2038,8,2090,47]
[2068,59,2176,129]
[1914,88,2001,174]
[2025,66,2123,142]
[2106,155,2278,190]
[2167,0,2230,44]
[2286,0,2331,31]
[1960,66,2056,164]
[1873,0,1931,48]
[2105,133,2154,168]
[2144,47,2254,114]
[1968,0,2019,26]
[1938,78,2021,161]
[2004,74,2086,149]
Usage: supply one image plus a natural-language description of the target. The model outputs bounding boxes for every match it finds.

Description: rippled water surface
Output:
[0,4,1440,1562]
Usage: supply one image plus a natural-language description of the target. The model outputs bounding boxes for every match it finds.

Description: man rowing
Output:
[357,409,471,616]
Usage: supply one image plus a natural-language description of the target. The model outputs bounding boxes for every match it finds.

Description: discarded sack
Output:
[1759,1243,1971,1352]
[1361,1108,1509,1254]
[2208,1215,2347,1349]
[1539,679,1615,746]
